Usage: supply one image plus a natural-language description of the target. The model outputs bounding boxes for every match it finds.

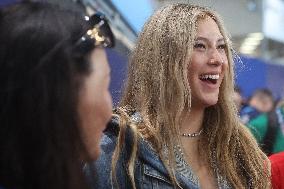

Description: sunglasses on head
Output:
[75,12,115,54]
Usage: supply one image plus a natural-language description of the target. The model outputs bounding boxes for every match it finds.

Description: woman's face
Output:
[188,16,228,109]
[78,48,112,160]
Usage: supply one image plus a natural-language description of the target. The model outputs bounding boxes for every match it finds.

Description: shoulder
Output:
[104,115,120,136]
[269,152,284,189]
[84,117,124,188]
[248,113,268,126]
[269,152,284,164]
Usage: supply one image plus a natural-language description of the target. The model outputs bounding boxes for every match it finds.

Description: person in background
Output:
[261,99,284,155]
[0,1,114,189]
[240,89,284,155]
[240,88,274,124]
[269,151,284,189]
[87,3,270,189]
[249,88,274,112]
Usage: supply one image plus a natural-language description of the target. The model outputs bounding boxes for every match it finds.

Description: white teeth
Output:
[200,74,220,80]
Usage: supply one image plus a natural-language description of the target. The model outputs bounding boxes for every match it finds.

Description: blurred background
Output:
[1,0,284,104]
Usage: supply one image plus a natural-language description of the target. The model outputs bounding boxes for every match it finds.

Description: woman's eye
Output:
[194,43,206,49]
[217,44,226,49]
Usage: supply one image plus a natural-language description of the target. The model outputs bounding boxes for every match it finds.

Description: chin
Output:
[192,93,219,108]
[204,103,217,108]
[203,98,219,107]
[86,145,101,161]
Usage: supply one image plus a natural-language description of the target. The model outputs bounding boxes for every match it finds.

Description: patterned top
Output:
[130,111,232,188]
[174,145,232,189]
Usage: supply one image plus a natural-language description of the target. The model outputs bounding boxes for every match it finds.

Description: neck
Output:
[180,107,204,134]
[179,107,215,186]
[179,106,205,159]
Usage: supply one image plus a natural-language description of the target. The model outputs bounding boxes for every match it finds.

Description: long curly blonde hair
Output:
[112,3,270,189]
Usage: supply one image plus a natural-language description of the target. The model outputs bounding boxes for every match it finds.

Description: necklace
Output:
[180,129,203,137]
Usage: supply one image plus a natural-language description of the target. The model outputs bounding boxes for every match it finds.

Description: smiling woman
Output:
[87,3,271,189]
[188,17,228,108]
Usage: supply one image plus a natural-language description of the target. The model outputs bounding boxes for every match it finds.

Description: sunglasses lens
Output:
[88,13,114,48]
[75,12,115,54]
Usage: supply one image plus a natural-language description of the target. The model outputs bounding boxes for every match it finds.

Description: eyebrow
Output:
[195,36,225,43]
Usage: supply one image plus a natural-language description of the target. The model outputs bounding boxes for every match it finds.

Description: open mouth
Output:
[199,74,219,84]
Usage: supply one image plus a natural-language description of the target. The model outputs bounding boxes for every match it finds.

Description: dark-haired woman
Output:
[0,1,114,189]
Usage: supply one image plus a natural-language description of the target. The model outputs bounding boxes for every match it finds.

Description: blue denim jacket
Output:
[85,117,199,189]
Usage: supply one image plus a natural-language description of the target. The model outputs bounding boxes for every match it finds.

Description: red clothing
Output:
[269,152,284,189]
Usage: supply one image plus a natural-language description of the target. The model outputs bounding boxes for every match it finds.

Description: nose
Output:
[208,48,223,66]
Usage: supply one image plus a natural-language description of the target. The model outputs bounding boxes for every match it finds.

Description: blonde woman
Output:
[87,3,270,189]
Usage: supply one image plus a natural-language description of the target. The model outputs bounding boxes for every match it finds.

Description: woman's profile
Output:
[0,1,114,189]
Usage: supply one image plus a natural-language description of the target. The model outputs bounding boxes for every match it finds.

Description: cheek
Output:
[94,91,112,119]
[78,82,112,160]
[187,63,199,83]
[222,53,229,67]
[222,60,229,76]
[88,75,112,119]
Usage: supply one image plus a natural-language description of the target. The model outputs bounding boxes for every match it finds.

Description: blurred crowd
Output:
[234,87,284,155]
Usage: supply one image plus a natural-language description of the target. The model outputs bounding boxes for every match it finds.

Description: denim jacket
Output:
[85,117,200,189]
[85,116,234,189]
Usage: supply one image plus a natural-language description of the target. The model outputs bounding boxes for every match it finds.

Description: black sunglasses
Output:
[75,12,115,54]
